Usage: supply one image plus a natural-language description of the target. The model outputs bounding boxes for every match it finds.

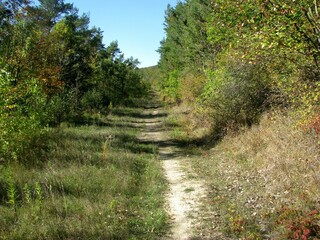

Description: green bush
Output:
[0,69,48,163]
[161,70,181,102]
[80,88,104,111]
[200,56,271,135]
[46,89,82,126]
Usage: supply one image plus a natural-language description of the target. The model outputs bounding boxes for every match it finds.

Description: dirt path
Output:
[138,107,208,239]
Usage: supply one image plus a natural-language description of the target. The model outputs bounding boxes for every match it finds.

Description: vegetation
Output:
[0,0,148,163]
[2,0,320,238]
[159,0,320,238]
[0,1,165,239]
[158,0,320,134]
[139,65,160,90]
[177,111,320,239]
[0,107,167,239]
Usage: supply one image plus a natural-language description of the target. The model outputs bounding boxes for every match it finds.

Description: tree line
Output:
[0,0,147,162]
[158,0,320,136]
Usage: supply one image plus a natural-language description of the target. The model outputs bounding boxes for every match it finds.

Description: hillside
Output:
[165,105,320,239]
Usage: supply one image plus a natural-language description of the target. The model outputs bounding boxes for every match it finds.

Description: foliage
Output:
[199,53,271,134]
[96,42,148,106]
[46,88,81,125]
[159,0,320,135]
[0,0,147,162]
[139,65,160,89]
[207,0,320,120]
[0,67,48,163]
[161,70,181,102]
[276,207,320,239]
[158,0,213,101]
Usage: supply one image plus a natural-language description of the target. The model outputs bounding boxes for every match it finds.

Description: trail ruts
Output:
[137,104,208,240]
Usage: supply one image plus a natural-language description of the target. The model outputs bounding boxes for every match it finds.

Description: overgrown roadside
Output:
[167,106,320,240]
[0,105,168,239]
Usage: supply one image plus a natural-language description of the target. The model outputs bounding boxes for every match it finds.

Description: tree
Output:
[95,41,146,106]
[28,0,74,32]
[158,0,212,102]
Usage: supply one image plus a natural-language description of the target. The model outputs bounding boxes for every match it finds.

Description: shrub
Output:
[46,89,82,126]
[80,88,104,111]
[0,68,48,163]
[276,208,320,240]
[161,70,181,102]
[199,55,271,135]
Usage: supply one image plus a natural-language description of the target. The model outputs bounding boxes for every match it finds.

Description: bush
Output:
[80,88,104,111]
[46,89,82,126]
[0,69,48,163]
[199,56,271,135]
[161,70,181,102]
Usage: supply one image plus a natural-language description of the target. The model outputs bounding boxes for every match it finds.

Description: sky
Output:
[63,0,179,68]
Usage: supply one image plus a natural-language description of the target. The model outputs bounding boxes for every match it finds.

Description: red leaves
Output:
[277,208,320,239]
[300,114,320,134]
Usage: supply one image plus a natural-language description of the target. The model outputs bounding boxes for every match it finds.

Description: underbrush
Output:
[169,107,320,239]
[0,107,168,239]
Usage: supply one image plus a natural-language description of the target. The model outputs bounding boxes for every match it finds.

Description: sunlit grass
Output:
[0,107,168,239]
[168,106,320,239]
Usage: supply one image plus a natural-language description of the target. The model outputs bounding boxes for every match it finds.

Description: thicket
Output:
[158,0,320,134]
[0,0,147,163]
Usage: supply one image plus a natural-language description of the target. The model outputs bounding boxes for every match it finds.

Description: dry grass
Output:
[165,102,212,142]
[170,107,320,239]
[219,112,320,206]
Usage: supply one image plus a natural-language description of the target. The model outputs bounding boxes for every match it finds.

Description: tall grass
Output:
[189,112,320,239]
[0,107,168,239]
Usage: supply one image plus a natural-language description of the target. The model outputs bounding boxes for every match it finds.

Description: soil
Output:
[138,107,208,240]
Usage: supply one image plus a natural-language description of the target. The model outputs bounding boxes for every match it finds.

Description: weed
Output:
[6,175,16,208]
[22,183,31,204]
[102,135,114,162]
[276,208,320,239]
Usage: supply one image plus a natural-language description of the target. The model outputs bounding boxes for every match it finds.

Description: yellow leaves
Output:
[52,20,69,36]
[4,104,16,110]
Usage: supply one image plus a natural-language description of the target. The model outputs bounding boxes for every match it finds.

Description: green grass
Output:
[0,106,168,239]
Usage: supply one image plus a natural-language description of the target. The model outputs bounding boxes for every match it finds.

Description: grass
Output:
[184,187,195,193]
[0,106,168,239]
[167,107,320,239]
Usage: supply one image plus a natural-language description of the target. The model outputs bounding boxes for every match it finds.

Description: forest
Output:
[0,0,147,162]
[158,0,320,134]
[1,0,320,239]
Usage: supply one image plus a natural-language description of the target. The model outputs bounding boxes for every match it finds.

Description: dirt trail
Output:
[138,107,207,240]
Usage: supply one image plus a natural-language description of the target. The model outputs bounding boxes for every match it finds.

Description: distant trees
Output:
[158,0,213,102]
[0,0,147,162]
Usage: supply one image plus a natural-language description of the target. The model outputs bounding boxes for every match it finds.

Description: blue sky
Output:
[64,0,179,68]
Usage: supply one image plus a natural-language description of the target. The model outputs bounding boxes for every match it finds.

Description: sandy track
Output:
[138,108,207,240]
